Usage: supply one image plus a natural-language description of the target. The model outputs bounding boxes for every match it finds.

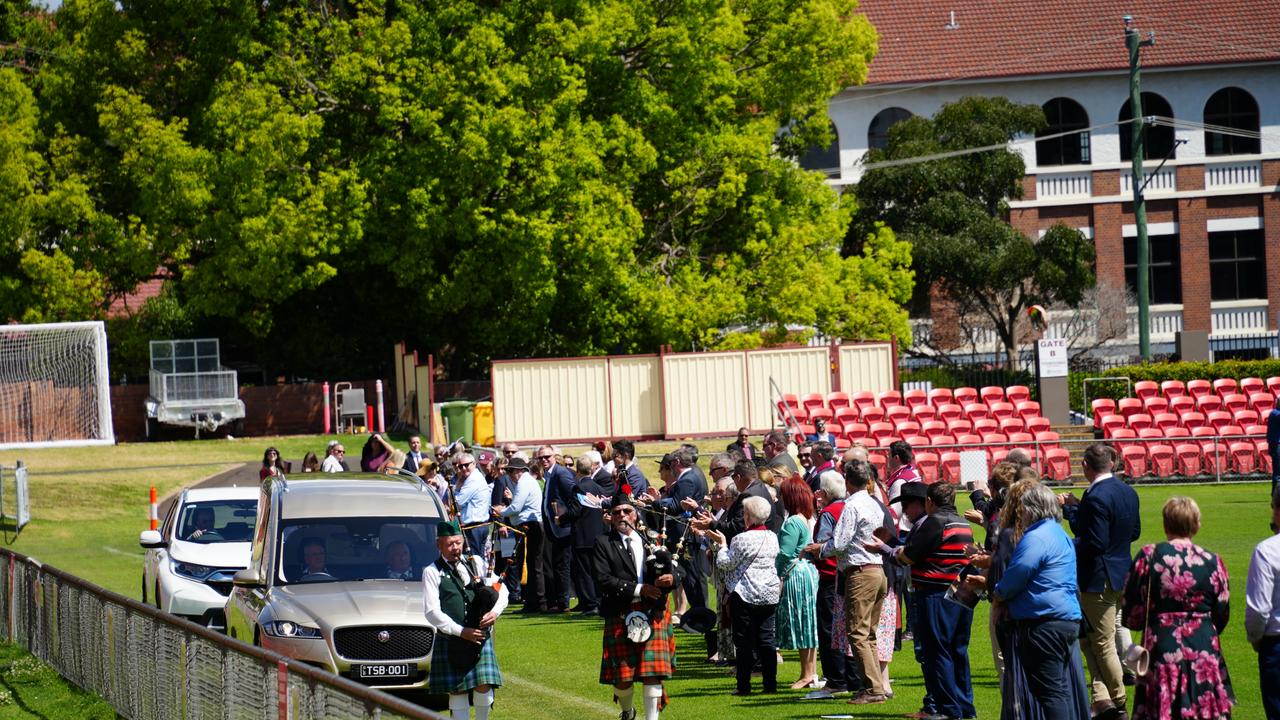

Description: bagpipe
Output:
[445,483,504,668]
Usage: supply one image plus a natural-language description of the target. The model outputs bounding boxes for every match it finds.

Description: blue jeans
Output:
[1262,636,1280,720]
[918,590,976,719]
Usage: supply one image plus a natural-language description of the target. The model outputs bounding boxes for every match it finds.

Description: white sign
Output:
[1037,338,1069,379]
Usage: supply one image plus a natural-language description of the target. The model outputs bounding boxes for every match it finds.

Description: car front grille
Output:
[333,626,435,661]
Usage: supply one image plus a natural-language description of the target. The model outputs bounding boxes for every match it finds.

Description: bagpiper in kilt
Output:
[592,491,684,720]
[423,520,508,720]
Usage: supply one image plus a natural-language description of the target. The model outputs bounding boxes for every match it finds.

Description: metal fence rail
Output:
[0,548,443,720]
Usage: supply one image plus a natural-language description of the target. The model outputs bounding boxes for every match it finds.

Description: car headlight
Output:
[263,621,323,639]
[171,561,216,581]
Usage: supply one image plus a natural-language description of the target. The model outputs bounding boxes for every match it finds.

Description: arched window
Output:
[1036,98,1091,166]
[867,107,912,151]
[1204,87,1260,156]
[797,122,841,178]
[1119,92,1176,161]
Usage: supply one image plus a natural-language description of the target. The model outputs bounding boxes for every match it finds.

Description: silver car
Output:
[225,471,445,689]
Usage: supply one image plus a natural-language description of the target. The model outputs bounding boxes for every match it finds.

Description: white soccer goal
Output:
[0,321,114,449]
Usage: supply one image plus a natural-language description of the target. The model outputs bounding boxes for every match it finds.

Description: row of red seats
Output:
[782,385,1034,415]
[788,399,1045,426]
[857,444,1072,485]
[1098,410,1268,435]
[1133,377,1280,401]
[794,416,1054,443]
[1116,439,1270,478]
[1092,394,1275,430]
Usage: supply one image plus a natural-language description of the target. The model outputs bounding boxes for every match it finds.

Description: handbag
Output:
[1121,547,1156,677]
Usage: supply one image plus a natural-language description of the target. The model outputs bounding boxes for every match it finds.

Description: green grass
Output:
[0,436,1271,719]
[0,643,118,719]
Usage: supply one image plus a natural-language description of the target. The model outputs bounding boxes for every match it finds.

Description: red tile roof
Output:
[106,276,167,319]
[857,0,1280,86]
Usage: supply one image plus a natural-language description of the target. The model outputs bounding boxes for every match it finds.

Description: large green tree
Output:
[855,96,1095,368]
[2,0,912,378]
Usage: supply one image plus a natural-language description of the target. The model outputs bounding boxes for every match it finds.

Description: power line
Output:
[1131,13,1280,51]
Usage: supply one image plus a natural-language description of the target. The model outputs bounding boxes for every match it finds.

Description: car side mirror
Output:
[139,530,166,549]
[233,567,263,588]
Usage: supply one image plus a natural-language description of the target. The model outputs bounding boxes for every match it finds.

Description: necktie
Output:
[624,537,640,580]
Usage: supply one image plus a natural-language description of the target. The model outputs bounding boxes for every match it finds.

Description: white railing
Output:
[1125,304,1183,343]
[1035,171,1092,199]
[1121,167,1177,194]
[150,368,239,404]
[1204,159,1262,189]
[1210,299,1269,336]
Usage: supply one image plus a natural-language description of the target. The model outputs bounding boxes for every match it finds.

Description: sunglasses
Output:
[536,455,554,460]
[334,450,345,455]
[457,462,474,469]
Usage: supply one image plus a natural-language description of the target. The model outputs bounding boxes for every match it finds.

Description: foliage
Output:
[1069,358,1280,411]
[0,0,907,377]
[855,97,1095,367]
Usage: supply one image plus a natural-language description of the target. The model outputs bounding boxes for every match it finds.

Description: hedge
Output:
[1069,358,1280,411]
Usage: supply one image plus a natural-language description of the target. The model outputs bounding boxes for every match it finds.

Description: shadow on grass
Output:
[0,671,53,720]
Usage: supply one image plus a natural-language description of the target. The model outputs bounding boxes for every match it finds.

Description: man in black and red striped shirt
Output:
[893,482,976,720]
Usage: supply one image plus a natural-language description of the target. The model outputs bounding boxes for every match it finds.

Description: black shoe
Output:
[1092,707,1122,720]
[518,605,545,614]
[1123,670,1136,686]
[576,605,598,614]
[730,689,752,697]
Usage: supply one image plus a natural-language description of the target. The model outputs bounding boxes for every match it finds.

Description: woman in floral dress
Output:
[1122,497,1234,720]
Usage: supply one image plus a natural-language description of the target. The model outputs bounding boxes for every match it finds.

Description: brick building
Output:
[821,0,1280,359]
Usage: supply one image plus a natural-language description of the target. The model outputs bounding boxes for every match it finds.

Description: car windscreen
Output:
[276,517,441,585]
[176,499,259,544]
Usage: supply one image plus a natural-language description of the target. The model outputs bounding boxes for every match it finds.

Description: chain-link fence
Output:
[0,548,444,720]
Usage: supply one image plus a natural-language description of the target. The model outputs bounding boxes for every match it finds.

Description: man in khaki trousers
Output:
[1061,444,1141,720]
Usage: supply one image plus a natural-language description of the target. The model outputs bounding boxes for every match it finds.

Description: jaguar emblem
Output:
[377,630,390,643]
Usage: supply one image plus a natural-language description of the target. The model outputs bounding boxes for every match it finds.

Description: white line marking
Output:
[502,672,616,717]
[102,546,142,558]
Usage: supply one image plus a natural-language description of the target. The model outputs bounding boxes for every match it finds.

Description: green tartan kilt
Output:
[599,605,676,686]
[427,631,502,694]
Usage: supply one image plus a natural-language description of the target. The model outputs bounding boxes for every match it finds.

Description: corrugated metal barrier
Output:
[0,548,443,720]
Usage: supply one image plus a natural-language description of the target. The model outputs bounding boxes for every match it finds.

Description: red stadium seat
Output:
[1092,399,1117,430]
[801,393,826,413]
[788,405,809,423]
[886,405,912,424]
[1118,397,1144,419]
[1024,416,1051,435]
[1110,427,1137,450]
[869,422,896,446]
[989,401,1016,420]
[844,422,869,440]
[1175,443,1203,476]
[1153,413,1179,432]
[1015,401,1042,419]
[1245,424,1268,437]
[1121,445,1149,478]
[826,392,851,412]
[933,433,957,448]
[782,393,800,409]
[1181,411,1206,431]
[1221,424,1245,439]
[954,433,984,452]
[1044,447,1071,482]
[1187,379,1212,398]
[861,406,886,424]
[852,391,878,411]
[1134,380,1159,399]
[937,403,963,422]
[965,403,991,422]
[1034,430,1062,447]
[1234,409,1260,427]
[990,448,1010,466]
[1250,393,1276,415]
[905,435,932,451]
[946,418,974,436]
[1229,441,1258,475]
[980,386,1005,405]
[1143,397,1169,416]
[940,452,963,484]
[1257,439,1272,474]
[998,417,1025,435]
[1138,427,1163,441]
[1147,444,1175,477]
[953,387,979,406]
[809,407,834,422]
[973,417,999,435]
[826,422,844,439]
[1223,393,1249,414]
[1164,426,1190,439]
[1008,432,1035,452]
[1241,377,1265,396]
[912,404,938,423]
[879,390,904,409]
[899,421,922,437]
[799,423,815,437]
[1161,380,1186,400]
[1213,378,1239,398]
[1198,437,1229,475]
[1169,396,1195,415]
[834,407,860,426]
[869,452,887,476]
[1196,395,1223,414]
[1127,413,1153,432]
[835,437,851,449]
[922,421,949,440]
[1005,385,1031,405]
[1268,376,1280,397]
[983,432,1008,452]
[1100,414,1126,437]
[1206,411,1233,432]
[916,452,940,484]
[928,388,954,408]
[903,389,929,408]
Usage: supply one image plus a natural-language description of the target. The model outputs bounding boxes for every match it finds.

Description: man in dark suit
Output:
[611,439,650,497]
[689,459,780,542]
[560,455,608,613]
[1061,442,1141,720]
[643,447,708,614]
[592,492,682,720]
[403,435,426,474]
[726,427,759,461]
[539,445,578,612]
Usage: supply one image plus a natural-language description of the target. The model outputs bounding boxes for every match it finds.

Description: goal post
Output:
[0,321,114,449]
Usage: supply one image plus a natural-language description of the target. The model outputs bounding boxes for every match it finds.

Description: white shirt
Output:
[321,455,344,473]
[620,530,646,600]
[716,528,781,605]
[422,556,509,637]
[1246,533,1280,643]
[455,468,490,523]
[499,472,543,524]
[822,488,886,569]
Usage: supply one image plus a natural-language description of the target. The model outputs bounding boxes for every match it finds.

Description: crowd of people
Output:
[266,429,1280,720]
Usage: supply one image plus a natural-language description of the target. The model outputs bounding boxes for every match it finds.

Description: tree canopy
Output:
[854,96,1095,368]
[0,0,911,378]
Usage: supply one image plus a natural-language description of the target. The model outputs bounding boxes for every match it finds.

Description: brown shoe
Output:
[848,692,887,705]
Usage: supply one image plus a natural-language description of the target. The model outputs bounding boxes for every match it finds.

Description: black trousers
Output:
[681,549,707,611]
[570,545,598,609]
[730,593,777,694]
[517,521,546,609]
[1016,619,1088,720]
[817,576,864,692]
[543,530,573,608]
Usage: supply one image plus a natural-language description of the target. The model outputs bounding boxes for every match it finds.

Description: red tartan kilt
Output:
[599,605,676,685]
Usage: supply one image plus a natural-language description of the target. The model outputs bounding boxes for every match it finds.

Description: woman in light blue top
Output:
[775,476,820,688]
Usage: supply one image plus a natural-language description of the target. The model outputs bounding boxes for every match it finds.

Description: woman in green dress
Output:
[776,475,820,689]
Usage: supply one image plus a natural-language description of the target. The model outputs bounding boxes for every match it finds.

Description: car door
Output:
[227,485,275,643]
[144,495,180,606]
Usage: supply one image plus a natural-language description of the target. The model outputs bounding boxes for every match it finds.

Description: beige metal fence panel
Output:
[608,356,663,438]
[493,358,610,443]
[415,362,434,437]
[837,343,896,396]
[744,347,831,430]
[662,351,747,437]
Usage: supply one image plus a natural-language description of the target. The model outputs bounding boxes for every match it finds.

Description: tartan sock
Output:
[474,689,494,720]
[642,684,662,720]
[448,693,470,720]
[614,685,634,715]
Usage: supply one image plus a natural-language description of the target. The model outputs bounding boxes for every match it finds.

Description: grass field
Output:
[0,435,1271,719]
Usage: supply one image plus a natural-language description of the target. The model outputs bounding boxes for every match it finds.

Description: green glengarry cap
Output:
[436,520,463,537]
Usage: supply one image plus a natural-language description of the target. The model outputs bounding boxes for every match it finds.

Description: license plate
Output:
[357,663,411,678]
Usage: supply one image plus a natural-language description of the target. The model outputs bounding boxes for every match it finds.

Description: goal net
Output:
[0,321,114,449]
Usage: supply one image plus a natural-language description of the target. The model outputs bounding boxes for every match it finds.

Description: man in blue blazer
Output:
[643,447,708,614]
[539,445,579,612]
[610,439,650,497]
[1061,443,1140,720]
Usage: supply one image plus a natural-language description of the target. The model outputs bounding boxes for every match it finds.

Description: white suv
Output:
[140,486,259,630]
